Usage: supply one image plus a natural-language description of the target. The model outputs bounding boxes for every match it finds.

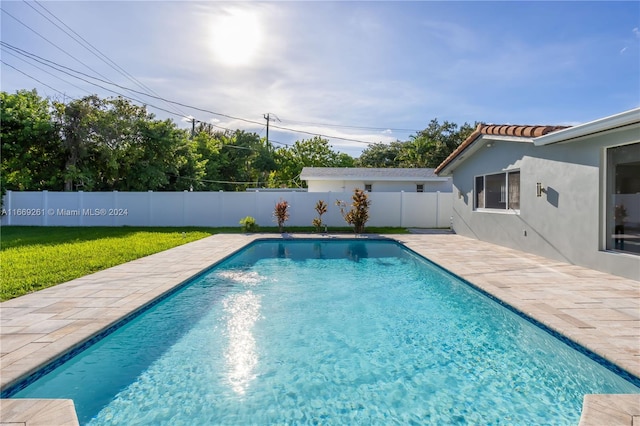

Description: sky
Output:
[1,1,639,157]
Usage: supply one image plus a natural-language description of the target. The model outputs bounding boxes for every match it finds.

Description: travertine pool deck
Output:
[1,233,639,425]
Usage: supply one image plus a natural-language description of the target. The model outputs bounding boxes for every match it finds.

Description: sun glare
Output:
[210,10,262,67]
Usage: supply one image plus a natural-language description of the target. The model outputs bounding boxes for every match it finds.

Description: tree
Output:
[400,119,476,168]
[123,119,196,191]
[357,120,475,169]
[202,130,275,191]
[192,129,224,190]
[89,97,151,190]
[51,95,205,191]
[356,141,404,168]
[273,136,355,187]
[1,90,65,193]
[53,95,103,190]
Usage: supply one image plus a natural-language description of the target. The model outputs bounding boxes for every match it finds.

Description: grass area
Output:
[1,226,409,301]
[0,227,221,301]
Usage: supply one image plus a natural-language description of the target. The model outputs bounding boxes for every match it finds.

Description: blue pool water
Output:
[8,239,640,425]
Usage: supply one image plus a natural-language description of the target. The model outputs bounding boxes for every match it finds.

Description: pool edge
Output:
[1,232,638,425]
[0,398,79,425]
[579,394,640,425]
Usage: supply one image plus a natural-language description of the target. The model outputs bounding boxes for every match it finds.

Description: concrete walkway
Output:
[1,233,638,425]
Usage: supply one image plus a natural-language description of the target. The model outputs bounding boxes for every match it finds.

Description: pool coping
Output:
[1,233,638,424]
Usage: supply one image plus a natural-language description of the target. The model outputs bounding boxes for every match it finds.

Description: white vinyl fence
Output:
[1,190,453,229]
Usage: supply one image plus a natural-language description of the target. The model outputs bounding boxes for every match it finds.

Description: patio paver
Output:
[1,232,638,424]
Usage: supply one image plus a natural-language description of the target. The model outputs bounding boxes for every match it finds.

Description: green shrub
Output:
[239,216,259,232]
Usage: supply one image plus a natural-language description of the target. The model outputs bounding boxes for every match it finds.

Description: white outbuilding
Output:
[300,167,452,193]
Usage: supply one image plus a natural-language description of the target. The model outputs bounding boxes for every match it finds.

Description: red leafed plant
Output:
[312,199,328,232]
[273,199,290,233]
[336,188,370,234]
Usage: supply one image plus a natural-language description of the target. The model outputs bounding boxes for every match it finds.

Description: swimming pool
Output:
[6,239,640,424]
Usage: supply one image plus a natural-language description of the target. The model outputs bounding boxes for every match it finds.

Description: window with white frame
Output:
[606,142,639,255]
[474,171,520,211]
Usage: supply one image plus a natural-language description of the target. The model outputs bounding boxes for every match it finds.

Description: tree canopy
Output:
[1,89,475,194]
[357,119,475,169]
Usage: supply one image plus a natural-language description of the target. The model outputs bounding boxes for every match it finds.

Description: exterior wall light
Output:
[536,182,545,197]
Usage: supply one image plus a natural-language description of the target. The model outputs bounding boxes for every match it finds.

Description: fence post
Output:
[5,190,12,226]
[112,191,118,226]
[78,191,84,226]
[148,190,154,226]
[42,190,48,226]
[436,191,440,228]
[399,191,404,228]
[218,190,224,228]
[255,190,260,227]
[183,190,188,226]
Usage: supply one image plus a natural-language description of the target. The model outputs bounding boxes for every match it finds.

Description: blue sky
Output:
[2,1,639,156]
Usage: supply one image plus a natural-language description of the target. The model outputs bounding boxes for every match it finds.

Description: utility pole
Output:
[263,113,271,144]
[191,117,196,139]
[263,113,280,145]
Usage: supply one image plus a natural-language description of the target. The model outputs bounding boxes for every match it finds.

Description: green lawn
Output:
[0,226,409,301]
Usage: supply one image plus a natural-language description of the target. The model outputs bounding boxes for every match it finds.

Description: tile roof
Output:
[434,123,570,175]
[300,167,441,180]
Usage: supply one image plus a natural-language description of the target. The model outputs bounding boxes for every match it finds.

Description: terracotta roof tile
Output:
[481,124,569,138]
[435,123,570,175]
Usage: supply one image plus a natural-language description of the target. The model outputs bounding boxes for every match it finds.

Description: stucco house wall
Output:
[438,112,639,280]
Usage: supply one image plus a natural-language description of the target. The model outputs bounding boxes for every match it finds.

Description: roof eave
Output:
[533,108,640,146]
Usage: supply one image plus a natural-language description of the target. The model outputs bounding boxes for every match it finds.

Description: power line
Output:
[1,7,116,85]
[27,0,188,118]
[3,57,299,159]
[3,50,93,97]
[1,41,412,147]
[4,3,186,119]
[278,117,420,133]
[0,60,72,98]
[2,59,272,156]
[3,60,273,157]
[2,42,383,145]
[178,175,300,187]
[1,42,188,119]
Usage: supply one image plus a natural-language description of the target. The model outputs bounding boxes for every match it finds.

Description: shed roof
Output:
[300,167,445,181]
[434,123,569,175]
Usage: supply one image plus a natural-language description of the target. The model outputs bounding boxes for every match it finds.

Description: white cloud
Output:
[4,1,636,157]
